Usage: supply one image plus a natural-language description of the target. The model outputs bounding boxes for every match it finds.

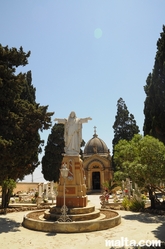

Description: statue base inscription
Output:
[56,155,87,208]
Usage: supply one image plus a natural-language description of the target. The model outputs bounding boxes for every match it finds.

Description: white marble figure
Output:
[55,111,92,155]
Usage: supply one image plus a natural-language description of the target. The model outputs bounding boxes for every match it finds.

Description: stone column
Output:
[56,155,87,208]
[101,171,104,190]
[88,172,91,191]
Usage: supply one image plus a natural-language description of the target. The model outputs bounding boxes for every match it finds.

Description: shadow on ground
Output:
[122,212,165,242]
[45,232,57,236]
[0,217,21,233]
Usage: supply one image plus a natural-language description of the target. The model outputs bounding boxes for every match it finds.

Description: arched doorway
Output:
[92,172,100,190]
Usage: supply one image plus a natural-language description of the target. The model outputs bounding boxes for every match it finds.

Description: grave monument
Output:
[23,111,121,232]
[55,111,92,207]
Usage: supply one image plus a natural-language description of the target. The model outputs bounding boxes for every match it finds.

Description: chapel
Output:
[83,127,113,193]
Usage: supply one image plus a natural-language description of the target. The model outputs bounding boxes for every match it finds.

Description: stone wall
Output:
[0,182,41,197]
[13,182,41,194]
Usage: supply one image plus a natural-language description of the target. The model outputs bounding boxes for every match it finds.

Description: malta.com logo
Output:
[105,237,161,247]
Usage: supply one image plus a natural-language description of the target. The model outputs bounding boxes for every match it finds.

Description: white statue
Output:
[55,111,92,155]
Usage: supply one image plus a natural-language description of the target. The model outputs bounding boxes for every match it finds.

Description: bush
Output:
[129,198,145,211]
[122,197,131,210]
[122,197,145,211]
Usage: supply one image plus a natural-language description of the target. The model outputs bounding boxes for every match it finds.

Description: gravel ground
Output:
[0,194,165,249]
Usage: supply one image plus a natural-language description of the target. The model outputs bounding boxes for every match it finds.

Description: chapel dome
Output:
[84,129,109,156]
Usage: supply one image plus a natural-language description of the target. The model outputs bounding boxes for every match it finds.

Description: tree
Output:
[102,180,119,194]
[113,134,165,209]
[112,98,139,169]
[0,45,54,208]
[144,25,165,144]
[42,124,86,182]
[42,124,65,182]
[1,179,16,211]
[113,98,139,149]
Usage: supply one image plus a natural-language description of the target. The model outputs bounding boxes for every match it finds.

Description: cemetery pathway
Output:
[0,194,165,249]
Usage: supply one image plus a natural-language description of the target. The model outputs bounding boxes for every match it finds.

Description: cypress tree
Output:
[112,98,139,170]
[112,97,139,150]
[42,124,65,182]
[0,44,54,207]
[144,25,165,144]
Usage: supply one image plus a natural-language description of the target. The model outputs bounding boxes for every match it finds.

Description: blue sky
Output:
[1,1,165,182]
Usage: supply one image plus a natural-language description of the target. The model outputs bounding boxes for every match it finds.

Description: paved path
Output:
[0,194,165,249]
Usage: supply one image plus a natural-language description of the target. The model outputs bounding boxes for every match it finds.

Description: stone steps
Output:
[23,209,121,233]
[45,209,101,221]
[49,203,95,214]
[44,203,104,221]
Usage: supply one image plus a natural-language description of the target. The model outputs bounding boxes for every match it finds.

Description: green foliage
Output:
[2,179,16,193]
[122,197,131,210]
[129,198,145,212]
[144,25,165,144]
[122,196,145,211]
[102,180,119,193]
[80,139,86,159]
[1,179,16,208]
[34,192,39,198]
[112,98,139,169]
[0,44,54,207]
[114,134,165,185]
[42,124,64,182]
[113,98,139,149]
[141,194,147,201]
[114,134,165,208]
[113,170,128,182]
[42,124,86,182]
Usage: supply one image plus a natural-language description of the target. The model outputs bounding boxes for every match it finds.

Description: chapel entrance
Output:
[92,172,100,190]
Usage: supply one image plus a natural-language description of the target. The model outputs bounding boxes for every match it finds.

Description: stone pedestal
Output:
[56,155,87,208]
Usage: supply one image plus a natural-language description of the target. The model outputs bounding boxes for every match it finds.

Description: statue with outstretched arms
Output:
[55,111,92,155]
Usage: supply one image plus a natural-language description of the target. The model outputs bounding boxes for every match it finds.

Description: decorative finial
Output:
[94,126,97,135]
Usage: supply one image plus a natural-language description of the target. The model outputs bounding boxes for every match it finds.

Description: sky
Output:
[1,0,165,182]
